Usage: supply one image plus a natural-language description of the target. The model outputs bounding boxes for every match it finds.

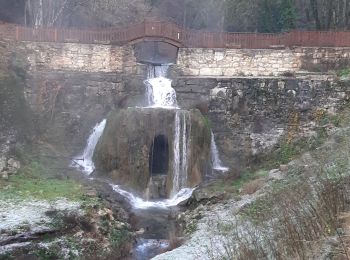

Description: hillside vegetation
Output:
[0,0,349,32]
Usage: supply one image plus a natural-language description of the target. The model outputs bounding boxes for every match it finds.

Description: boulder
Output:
[1,171,8,180]
[7,158,20,174]
[0,157,6,172]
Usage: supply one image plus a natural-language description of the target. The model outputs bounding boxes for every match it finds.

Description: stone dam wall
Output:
[11,41,350,171]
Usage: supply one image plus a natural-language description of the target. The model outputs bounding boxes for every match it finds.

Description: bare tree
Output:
[25,0,69,27]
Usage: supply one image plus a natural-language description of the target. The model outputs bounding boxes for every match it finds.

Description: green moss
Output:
[202,115,211,130]
[109,228,130,247]
[185,221,198,235]
[206,169,268,195]
[0,73,33,136]
[264,133,328,169]
[34,247,61,260]
[233,170,268,190]
[336,68,350,78]
[0,253,15,260]
[0,160,87,202]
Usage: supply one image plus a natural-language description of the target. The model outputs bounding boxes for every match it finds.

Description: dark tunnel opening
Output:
[149,135,169,175]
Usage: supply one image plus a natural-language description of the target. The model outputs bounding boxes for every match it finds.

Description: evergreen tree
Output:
[279,0,297,31]
[257,0,282,32]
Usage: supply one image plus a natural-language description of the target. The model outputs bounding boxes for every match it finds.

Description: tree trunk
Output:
[310,0,321,29]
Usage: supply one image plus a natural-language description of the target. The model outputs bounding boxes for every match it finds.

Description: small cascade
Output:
[72,119,106,174]
[172,112,181,195]
[145,65,178,108]
[147,64,169,78]
[211,131,229,172]
[171,111,191,196]
[181,112,190,187]
[112,185,194,209]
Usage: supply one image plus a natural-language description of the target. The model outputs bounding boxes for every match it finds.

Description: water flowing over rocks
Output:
[93,108,211,199]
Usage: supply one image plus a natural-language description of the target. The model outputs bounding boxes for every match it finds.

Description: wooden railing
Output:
[1,21,350,48]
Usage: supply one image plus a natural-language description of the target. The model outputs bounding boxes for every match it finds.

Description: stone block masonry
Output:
[175,47,350,77]
[17,42,141,74]
[16,41,350,77]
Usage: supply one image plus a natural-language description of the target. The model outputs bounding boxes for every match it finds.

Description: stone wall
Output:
[175,47,350,77]
[18,42,144,74]
[10,40,350,167]
[13,41,147,154]
[174,76,350,172]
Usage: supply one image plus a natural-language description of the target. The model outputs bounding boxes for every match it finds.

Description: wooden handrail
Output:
[0,21,350,48]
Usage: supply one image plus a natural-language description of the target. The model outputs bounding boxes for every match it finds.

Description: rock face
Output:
[173,76,350,172]
[93,108,211,198]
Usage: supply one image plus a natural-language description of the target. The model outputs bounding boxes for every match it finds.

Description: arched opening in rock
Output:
[149,135,169,175]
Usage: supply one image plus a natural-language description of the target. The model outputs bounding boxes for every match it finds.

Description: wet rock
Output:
[6,158,20,175]
[1,171,8,180]
[279,164,288,172]
[94,107,211,198]
[0,157,6,172]
[148,176,167,199]
[268,169,283,180]
[182,186,225,209]
[135,228,145,235]
[98,208,114,221]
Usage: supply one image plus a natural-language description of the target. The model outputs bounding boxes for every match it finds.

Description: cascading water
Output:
[211,131,229,172]
[172,112,181,195]
[112,185,194,209]
[181,112,190,187]
[171,111,191,196]
[72,119,106,174]
[72,63,230,259]
[144,65,178,108]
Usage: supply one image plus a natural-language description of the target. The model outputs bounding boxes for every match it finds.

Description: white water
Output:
[145,65,178,108]
[112,185,194,209]
[172,112,181,196]
[73,63,228,209]
[171,111,190,196]
[147,64,169,79]
[135,239,170,260]
[181,112,190,187]
[211,132,229,172]
[72,119,106,174]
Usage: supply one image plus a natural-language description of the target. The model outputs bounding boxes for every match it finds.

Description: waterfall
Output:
[211,131,229,172]
[147,64,169,78]
[181,112,191,187]
[145,65,178,108]
[171,111,190,196]
[72,119,106,174]
[112,185,194,209]
[172,112,181,196]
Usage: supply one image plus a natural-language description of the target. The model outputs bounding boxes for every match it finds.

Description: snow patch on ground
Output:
[0,199,81,232]
[153,195,255,260]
